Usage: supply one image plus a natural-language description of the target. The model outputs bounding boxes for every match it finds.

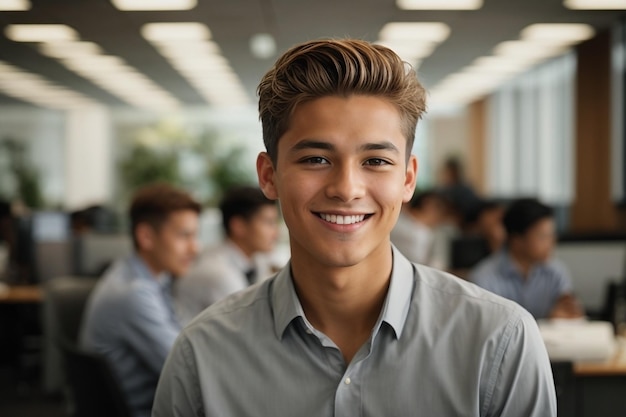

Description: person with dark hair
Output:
[469,198,583,320]
[80,182,201,417]
[174,185,280,324]
[437,156,481,225]
[153,39,555,417]
[391,189,447,266]
[463,199,506,253]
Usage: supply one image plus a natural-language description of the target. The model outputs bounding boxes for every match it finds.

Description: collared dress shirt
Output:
[469,250,573,319]
[80,255,181,417]
[153,246,555,417]
[174,240,273,325]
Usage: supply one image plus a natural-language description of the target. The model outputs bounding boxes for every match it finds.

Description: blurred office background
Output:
[1,1,626,416]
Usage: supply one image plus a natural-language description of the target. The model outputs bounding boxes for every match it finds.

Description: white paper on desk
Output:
[538,319,616,362]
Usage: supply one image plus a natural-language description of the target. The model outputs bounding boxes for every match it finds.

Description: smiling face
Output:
[257,95,417,271]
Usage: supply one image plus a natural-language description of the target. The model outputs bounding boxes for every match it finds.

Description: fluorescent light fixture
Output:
[5,24,78,42]
[467,56,534,73]
[397,0,482,10]
[377,40,436,59]
[564,0,626,9]
[379,22,450,43]
[520,23,595,46]
[141,22,210,42]
[493,40,568,60]
[144,24,250,106]
[39,41,102,59]
[0,60,96,109]
[0,0,30,11]
[111,0,196,10]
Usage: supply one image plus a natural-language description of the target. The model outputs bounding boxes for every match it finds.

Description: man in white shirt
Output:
[174,185,280,324]
[391,189,446,266]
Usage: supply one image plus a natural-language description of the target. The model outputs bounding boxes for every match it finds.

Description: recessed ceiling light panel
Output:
[141,22,211,42]
[379,22,451,43]
[111,0,196,11]
[564,0,626,10]
[0,0,30,11]
[520,23,595,46]
[5,24,78,42]
[397,0,482,10]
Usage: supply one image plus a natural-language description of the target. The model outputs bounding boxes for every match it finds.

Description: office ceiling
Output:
[0,0,624,108]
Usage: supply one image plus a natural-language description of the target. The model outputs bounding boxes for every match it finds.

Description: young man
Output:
[153,39,556,416]
[391,189,447,266]
[174,185,280,324]
[470,198,584,320]
[80,183,201,417]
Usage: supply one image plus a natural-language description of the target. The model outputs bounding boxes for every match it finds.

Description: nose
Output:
[325,163,366,202]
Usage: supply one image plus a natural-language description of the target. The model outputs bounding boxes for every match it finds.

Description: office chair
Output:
[59,337,133,417]
[42,276,98,394]
[551,361,576,417]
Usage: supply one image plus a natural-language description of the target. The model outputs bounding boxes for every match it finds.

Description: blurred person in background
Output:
[174,185,280,325]
[469,197,584,320]
[463,199,506,254]
[436,156,481,227]
[391,189,447,267]
[80,183,201,417]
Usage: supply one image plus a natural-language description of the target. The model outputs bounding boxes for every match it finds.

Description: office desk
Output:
[569,338,626,417]
[0,284,43,393]
[574,340,626,376]
[0,284,43,304]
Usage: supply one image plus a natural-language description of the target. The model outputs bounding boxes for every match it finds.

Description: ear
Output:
[135,223,157,252]
[403,154,418,203]
[257,152,278,200]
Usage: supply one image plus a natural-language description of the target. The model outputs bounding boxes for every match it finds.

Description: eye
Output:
[300,156,329,165]
[364,158,391,166]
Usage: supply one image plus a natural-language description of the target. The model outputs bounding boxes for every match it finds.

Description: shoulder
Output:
[183,278,273,336]
[413,264,527,330]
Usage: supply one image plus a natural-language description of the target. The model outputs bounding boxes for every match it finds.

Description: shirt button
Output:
[344,377,351,385]
[305,329,312,334]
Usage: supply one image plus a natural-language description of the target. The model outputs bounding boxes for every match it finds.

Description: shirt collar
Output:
[271,245,414,340]
[224,239,254,273]
[496,249,549,278]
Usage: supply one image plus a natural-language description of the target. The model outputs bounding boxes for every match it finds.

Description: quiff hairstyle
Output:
[257,38,427,164]
[129,182,201,250]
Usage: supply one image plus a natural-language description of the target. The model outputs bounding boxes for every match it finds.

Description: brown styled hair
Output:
[257,38,427,164]
[129,182,201,249]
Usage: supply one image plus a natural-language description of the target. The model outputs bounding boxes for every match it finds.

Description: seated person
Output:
[79,183,201,417]
[463,199,506,254]
[174,185,280,324]
[469,198,584,320]
[391,189,446,266]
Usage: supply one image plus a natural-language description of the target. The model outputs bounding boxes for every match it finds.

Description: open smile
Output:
[315,212,371,225]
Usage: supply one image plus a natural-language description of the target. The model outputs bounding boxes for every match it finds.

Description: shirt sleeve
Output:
[482,311,557,417]
[123,283,180,375]
[152,334,204,417]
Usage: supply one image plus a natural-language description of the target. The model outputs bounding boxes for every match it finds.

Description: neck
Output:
[229,237,254,259]
[136,252,163,278]
[290,246,392,363]
[508,248,533,278]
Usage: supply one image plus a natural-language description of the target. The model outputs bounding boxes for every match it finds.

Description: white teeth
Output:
[319,213,366,225]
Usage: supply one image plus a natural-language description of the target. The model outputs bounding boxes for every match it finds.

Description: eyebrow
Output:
[289,139,400,154]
